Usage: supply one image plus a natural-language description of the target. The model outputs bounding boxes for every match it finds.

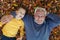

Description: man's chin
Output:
[34,20,44,24]
[37,22,43,25]
[35,21,43,25]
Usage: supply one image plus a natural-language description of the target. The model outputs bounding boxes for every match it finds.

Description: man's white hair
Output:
[34,7,47,16]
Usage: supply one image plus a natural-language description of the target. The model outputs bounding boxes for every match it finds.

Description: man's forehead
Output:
[34,13,45,16]
[35,10,46,16]
[36,9,45,12]
[36,9,40,12]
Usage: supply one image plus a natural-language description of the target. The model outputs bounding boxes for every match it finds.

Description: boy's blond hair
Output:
[16,8,26,13]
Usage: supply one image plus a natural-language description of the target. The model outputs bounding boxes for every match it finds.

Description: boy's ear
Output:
[16,10,18,13]
[10,11,16,17]
[16,11,19,14]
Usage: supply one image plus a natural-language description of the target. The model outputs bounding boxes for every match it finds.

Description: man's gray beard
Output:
[34,19,44,25]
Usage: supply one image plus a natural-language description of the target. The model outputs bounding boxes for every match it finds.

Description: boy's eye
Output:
[20,12,22,14]
[20,12,23,14]
[20,12,24,15]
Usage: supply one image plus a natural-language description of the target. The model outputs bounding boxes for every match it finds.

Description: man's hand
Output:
[16,37,23,40]
[1,15,13,24]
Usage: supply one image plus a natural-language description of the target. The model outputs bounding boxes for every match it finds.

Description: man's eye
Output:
[40,16,43,17]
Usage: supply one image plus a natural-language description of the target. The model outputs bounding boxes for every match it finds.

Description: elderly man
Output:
[22,7,60,40]
[1,7,60,40]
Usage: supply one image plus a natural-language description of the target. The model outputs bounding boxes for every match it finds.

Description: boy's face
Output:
[34,9,46,24]
[16,8,26,19]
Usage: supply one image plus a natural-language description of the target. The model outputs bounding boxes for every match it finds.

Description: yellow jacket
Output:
[0,22,2,27]
[0,18,24,37]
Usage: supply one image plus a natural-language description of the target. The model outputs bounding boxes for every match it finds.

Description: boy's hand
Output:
[1,15,13,24]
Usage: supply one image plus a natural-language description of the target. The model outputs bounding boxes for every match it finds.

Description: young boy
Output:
[0,7,26,40]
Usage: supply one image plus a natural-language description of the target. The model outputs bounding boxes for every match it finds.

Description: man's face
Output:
[16,8,26,19]
[34,10,46,24]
